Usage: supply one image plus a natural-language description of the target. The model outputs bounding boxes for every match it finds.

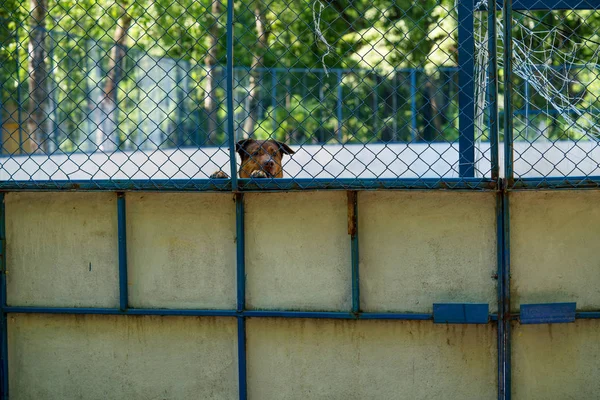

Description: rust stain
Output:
[347,191,357,236]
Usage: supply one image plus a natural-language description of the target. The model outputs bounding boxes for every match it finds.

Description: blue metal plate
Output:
[520,303,576,324]
[433,303,489,324]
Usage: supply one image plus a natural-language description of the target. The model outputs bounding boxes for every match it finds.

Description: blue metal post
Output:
[14,26,23,154]
[0,194,8,400]
[237,317,247,400]
[524,81,529,140]
[488,0,499,180]
[458,0,476,177]
[348,191,359,314]
[235,192,247,400]
[501,2,513,397]
[48,31,59,148]
[271,70,277,133]
[503,0,514,182]
[410,70,417,141]
[337,71,343,142]
[226,0,237,189]
[117,193,128,311]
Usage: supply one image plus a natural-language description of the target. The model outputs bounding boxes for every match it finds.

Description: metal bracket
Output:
[433,303,489,324]
[520,302,576,324]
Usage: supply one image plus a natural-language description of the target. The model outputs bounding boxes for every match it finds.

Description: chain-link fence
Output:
[0,0,599,190]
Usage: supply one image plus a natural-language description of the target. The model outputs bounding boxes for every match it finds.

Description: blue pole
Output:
[337,71,343,142]
[410,70,417,141]
[0,194,8,400]
[237,317,247,400]
[226,0,237,189]
[117,193,128,311]
[524,80,529,140]
[504,0,514,182]
[234,192,246,400]
[348,192,359,314]
[14,25,23,154]
[488,0,499,180]
[458,0,476,177]
[271,70,277,133]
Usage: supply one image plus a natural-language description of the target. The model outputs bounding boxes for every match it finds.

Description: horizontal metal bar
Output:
[0,178,498,192]
[433,303,490,324]
[510,177,600,190]
[238,178,497,191]
[3,307,238,317]
[3,306,501,321]
[520,303,576,324]
[0,180,232,192]
[477,0,597,10]
[576,312,600,319]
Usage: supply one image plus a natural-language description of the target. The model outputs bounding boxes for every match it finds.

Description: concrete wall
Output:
[359,192,497,313]
[8,314,238,400]
[510,191,600,311]
[7,190,600,399]
[512,320,600,399]
[6,193,119,308]
[126,193,236,309]
[245,192,351,311]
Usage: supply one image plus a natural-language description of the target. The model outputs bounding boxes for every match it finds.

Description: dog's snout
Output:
[263,160,275,168]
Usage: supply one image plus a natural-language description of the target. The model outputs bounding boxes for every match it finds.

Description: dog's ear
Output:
[274,141,295,156]
[236,139,255,160]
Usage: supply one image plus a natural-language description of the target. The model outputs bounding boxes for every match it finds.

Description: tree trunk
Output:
[94,3,132,151]
[242,1,270,139]
[27,0,51,154]
[204,0,222,145]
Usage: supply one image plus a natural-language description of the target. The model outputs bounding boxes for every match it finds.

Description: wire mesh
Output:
[500,2,600,189]
[0,0,552,191]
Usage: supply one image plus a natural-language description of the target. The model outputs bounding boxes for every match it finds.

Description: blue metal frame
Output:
[0,178,498,192]
[0,194,7,400]
[117,193,128,311]
[458,0,476,178]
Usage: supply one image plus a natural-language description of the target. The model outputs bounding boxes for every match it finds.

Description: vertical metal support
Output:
[226,0,237,189]
[347,191,359,314]
[500,190,511,400]
[14,26,23,154]
[0,194,8,399]
[392,72,398,141]
[524,81,529,140]
[237,317,247,400]
[336,71,343,142]
[271,70,277,133]
[373,74,379,137]
[117,192,128,311]
[234,192,247,400]
[48,32,59,148]
[410,70,418,141]
[488,0,499,180]
[503,0,514,182]
[458,0,476,177]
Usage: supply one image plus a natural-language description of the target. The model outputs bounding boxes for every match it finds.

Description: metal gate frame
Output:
[1,1,600,399]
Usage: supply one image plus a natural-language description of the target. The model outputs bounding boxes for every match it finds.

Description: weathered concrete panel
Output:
[8,314,238,399]
[513,320,600,399]
[6,193,119,307]
[245,192,351,311]
[511,191,600,311]
[247,318,496,400]
[359,192,497,313]
[127,193,236,309]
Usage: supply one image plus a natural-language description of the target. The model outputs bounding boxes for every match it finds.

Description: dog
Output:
[210,139,295,179]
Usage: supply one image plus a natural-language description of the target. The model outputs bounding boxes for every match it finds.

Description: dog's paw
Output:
[210,170,229,179]
[250,170,268,178]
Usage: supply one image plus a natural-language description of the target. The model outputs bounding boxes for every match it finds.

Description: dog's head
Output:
[236,139,295,178]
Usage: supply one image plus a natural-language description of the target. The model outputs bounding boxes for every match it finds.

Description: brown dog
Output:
[210,139,295,179]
